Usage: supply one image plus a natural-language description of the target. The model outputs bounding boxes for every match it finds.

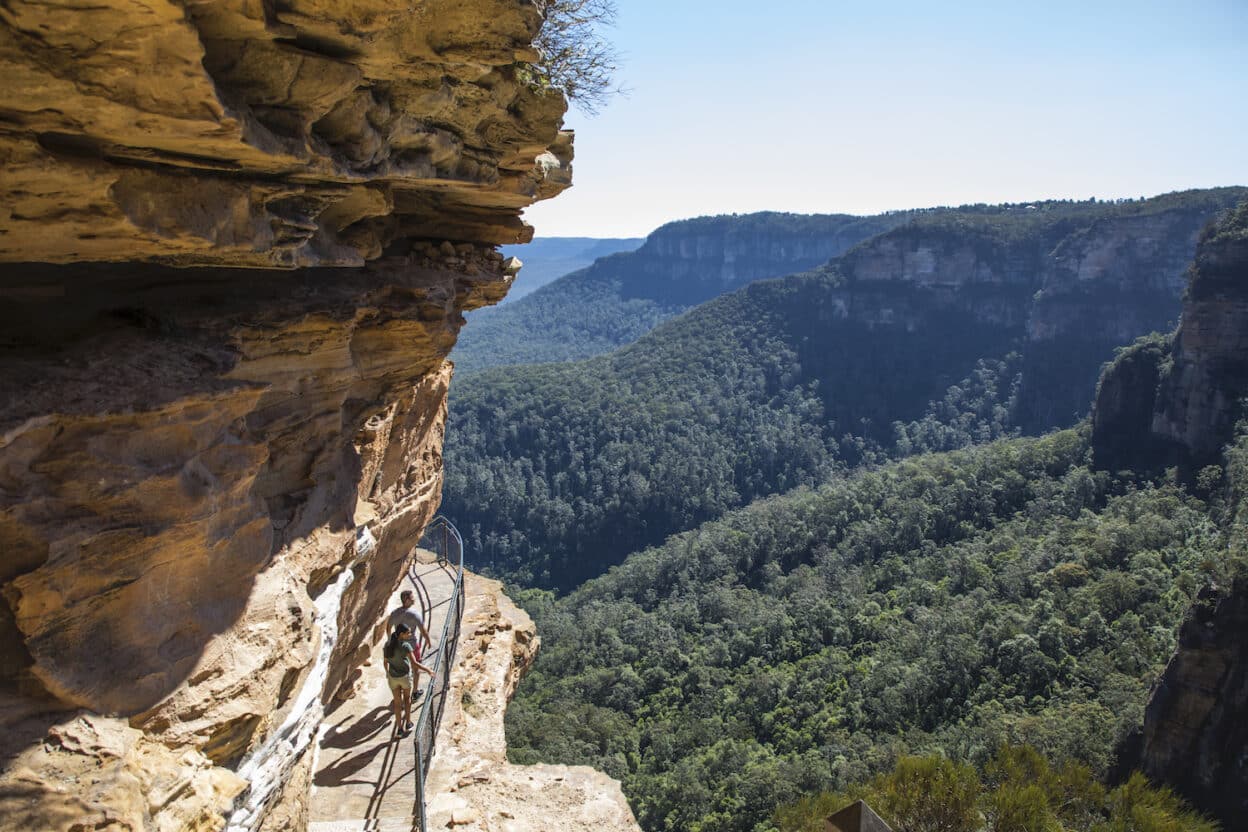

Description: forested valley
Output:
[506,426,1247,831]
[443,189,1244,589]
[446,193,1248,832]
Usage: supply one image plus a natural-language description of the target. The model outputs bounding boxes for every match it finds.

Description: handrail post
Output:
[414,730,427,832]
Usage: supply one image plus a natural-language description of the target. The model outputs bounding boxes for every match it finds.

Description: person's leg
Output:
[402,682,413,731]
[389,679,403,730]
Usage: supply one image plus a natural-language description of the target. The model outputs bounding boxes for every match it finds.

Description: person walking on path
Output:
[384,623,433,735]
[388,589,432,654]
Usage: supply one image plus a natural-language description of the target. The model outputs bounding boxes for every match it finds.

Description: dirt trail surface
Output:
[424,573,641,832]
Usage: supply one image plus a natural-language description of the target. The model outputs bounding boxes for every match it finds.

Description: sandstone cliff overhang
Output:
[0,0,574,267]
[0,3,575,829]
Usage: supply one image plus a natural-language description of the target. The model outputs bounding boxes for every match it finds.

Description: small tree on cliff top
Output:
[532,0,622,114]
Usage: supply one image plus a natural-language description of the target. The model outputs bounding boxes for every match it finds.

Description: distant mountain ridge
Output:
[451,211,912,374]
[495,237,643,305]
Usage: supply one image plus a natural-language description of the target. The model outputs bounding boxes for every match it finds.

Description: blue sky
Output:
[521,0,1248,237]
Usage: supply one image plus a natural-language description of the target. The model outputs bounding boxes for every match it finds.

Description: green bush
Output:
[774,748,1218,832]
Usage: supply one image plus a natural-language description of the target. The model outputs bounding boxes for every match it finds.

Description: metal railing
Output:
[408,515,466,832]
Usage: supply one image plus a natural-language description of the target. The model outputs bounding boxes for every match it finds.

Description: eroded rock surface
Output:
[1091,200,1248,476]
[0,711,245,832]
[1152,205,1248,472]
[0,0,572,267]
[0,255,501,829]
[0,1,572,829]
[1117,580,1248,830]
[425,574,642,832]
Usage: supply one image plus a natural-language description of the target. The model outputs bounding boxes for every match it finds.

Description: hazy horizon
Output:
[521,0,1247,238]
[525,184,1247,242]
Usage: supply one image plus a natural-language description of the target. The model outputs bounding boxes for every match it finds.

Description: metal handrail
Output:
[407,515,466,832]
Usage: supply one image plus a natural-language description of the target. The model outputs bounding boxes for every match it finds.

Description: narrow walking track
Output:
[308,550,456,832]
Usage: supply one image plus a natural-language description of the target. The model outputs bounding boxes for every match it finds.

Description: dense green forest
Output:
[444,267,1022,588]
[505,427,1246,832]
[452,211,907,375]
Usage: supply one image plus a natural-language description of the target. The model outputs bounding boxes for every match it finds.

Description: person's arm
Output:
[417,618,432,650]
[413,659,434,677]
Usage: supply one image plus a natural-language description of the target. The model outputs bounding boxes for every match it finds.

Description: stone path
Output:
[308,549,457,832]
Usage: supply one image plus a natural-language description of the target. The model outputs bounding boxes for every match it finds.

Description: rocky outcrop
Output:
[835,192,1245,432]
[0,1,572,829]
[1116,580,1248,830]
[425,574,641,832]
[0,711,245,832]
[0,0,571,268]
[1090,200,1248,477]
[1089,334,1173,472]
[1094,203,1248,827]
[1152,203,1248,473]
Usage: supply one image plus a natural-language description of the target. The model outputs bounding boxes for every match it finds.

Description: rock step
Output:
[308,819,413,832]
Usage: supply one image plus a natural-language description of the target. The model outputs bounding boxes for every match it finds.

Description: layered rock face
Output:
[834,194,1244,431]
[1121,580,1248,830]
[0,0,571,267]
[619,212,910,305]
[1152,206,1248,471]
[0,1,571,829]
[1091,201,1248,475]
[1092,203,1248,827]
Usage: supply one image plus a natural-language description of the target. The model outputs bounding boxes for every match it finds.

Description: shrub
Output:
[531,0,621,114]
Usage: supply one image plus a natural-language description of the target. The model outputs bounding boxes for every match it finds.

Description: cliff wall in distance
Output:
[1091,201,1248,828]
[443,190,1245,589]
[451,211,911,373]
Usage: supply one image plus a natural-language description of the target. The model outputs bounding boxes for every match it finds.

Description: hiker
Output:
[383,623,433,734]
[388,589,433,654]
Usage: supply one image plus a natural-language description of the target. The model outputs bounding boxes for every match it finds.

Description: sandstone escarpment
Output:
[0,0,571,267]
[619,212,909,305]
[1092,202,1248,827]
[1117,580,1248,830]
[425,574,641,832]
[1091,201,1248,476]
[1152,204,1248,472]
[833,193,1245,431]
[0,1,572,828]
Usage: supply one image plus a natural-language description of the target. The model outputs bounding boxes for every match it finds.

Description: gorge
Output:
[0,2,1245,831]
